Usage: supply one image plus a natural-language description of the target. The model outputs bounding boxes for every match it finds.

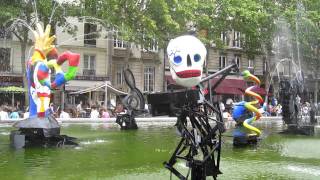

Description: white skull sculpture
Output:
[167,35,207,87]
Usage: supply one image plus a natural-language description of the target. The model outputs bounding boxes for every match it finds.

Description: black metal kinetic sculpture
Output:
[116,69,145,130]
[156,35,240,179]
[163,64,237,180]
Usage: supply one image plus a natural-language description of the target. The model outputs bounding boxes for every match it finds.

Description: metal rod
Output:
[200,64,237,83]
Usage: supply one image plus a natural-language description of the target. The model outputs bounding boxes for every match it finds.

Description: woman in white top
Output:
[60,109,70,118]
[0,107,9,120]
[90,106,99,118]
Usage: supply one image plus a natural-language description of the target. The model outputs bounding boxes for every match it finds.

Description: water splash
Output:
[265,17,304,96]
[55,32,101,47]
[80,139,108,145]
[287,165,320,176]
[49,0,58,24]
[31,0,38,24]
[6,18,34,33]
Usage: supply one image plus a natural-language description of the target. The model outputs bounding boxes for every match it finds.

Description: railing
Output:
[0,65,12,73]
[84,39,96,47]
[113,48,130,57]
[83,69,96,76]
[74,75,109,81]
[141,51,156,59]
[0,27,12,39]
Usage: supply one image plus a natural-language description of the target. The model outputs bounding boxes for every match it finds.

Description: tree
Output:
[274,0,320,102]
[294,0,320,102]
[0,0,79,105]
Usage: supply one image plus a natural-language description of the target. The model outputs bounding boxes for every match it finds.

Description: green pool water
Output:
[0,121,319,180]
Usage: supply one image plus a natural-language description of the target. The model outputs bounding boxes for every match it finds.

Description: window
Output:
[116,65,125,85]
[248,59,254,68]
[233,31,241,47]
[263,58,267,73]
[136,0,148,10]
[143,38,158,52]
[220,32,228,45]
[219,55,226,69]
[144,66,155,92]
[0,48,11,72]
[283,61,290,76]
[83,0,102,15]
[84,23,97,46]
[235,55,241,67]
[83,54,96,75]
[0,26,11,39]
[113,28,128,48]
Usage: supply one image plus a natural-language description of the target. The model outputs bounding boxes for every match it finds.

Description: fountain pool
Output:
[0,120,320,180]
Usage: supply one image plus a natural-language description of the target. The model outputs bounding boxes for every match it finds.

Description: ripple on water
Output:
[287,164,320,177]
[0,132,10,135]
[280,139,320,159]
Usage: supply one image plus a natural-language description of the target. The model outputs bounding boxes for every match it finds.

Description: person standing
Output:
[0,106,9,120]
[219,101,225,112]
[77,101,86,117]
[76,101,83,112]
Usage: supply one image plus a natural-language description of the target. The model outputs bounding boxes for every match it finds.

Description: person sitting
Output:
[60,108,70,119]
[100,108,110,119]
[9,108,20,119]
[114,103,125,114]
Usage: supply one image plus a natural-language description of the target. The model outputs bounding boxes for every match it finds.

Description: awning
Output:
[0,86,27,93]
[69,82,127,95]
[210,78,270,95]
[65,80,106,91]
[210,78,245,95]
[165,75,268,96]
[250,86,270,96]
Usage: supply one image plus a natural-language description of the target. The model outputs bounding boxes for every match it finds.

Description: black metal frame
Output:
[164,64,238,180]
[116,69,145,130]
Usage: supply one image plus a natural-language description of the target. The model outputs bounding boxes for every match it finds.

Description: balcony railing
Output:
[0,27,12,39]
[83,69,96,76]
[113,48,130,57]
[84,38,96,47]
[74,75,109,81]
[0,65,12,73]
[141,51,156,59]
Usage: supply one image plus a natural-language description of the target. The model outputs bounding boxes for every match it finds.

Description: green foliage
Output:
[1,0,319,69]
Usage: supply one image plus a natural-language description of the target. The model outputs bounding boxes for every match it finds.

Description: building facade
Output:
[0,18,164,108]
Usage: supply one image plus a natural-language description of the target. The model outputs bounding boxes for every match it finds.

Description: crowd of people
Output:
[1,97,319,121]
[220,97,283,121]
[0,101,127,120]
[220,96,320,123]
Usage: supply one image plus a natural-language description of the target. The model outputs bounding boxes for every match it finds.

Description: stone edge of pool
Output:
[1,116,315,124]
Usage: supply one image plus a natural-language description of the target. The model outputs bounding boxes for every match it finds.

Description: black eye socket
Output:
[194,54,201,62]
[174,55,182,64]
